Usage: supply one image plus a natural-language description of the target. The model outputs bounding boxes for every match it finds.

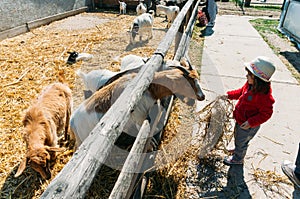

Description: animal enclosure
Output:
[0,0,205,198]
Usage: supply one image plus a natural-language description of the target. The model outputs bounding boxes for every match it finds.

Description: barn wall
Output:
[0,0,92,32]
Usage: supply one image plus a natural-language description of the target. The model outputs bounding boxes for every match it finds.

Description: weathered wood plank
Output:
[109,120,150,199]
[125,101,163,199]
[174,0,200,61]
[155,0,196,57]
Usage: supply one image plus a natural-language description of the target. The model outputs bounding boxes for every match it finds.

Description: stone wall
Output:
[0,0,91,32]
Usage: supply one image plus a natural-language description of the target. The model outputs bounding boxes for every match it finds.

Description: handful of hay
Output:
[194,96,234,158]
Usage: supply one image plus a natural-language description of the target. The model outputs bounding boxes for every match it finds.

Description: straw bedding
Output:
[0,11,174,198]
[0,11,292,199]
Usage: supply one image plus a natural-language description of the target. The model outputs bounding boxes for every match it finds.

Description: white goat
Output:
[70,58,205,148]
[119,1,127,14]
[129,11,154,44]
[136,2,147,15]
[75,55,146,95]
[76,69,117,93]
[67,51,93,64]
[156,5,179,28]
[120,54,148,71]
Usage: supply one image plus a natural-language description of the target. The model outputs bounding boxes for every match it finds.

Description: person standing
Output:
[206,0,217,27]
[281,143,300,188]
[222,56,276,165]
[200,0,218,27]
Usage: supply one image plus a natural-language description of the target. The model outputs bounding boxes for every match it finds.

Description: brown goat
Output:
[15,82,73,180]
[70,58,205,147]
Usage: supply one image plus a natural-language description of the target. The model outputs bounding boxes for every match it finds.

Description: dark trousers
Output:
[295,142,300,175]
[232,123,260,162]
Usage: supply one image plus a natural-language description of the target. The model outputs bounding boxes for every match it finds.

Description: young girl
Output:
[223,56,276,165]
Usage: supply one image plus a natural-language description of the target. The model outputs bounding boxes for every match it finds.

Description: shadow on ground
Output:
[196,156,251,198]
[0,165,45,198]
[280,51,300,73]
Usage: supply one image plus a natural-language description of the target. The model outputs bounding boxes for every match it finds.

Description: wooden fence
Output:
[41,0,200,198]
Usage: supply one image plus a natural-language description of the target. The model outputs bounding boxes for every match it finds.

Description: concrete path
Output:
[199,15,300,198]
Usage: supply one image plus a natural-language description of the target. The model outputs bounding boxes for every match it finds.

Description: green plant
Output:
[251,18,300,83]
[250,5,282,11]
[250,18,283,38]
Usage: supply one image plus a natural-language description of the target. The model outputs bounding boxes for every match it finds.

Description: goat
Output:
[129,11,155,44]
[120,54,148,71]
[76,69,117,94]
[67,51,78,64]
[136,2,147,15]
[165,0,186,9]
[67,51,93,64]
[119,1,127,14]
[156,5,179,28]
[76,54,177,96]
[70,58,205,148]
[15,83,73,180]
[76,54,147,96]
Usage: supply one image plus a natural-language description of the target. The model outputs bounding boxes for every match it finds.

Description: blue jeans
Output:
[207,0,217,25]
[295,142,300,175]
[232,123,260,162]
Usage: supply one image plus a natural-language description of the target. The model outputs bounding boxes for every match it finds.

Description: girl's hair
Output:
[246,68,270,94]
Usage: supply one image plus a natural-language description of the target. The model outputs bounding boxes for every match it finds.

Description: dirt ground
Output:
[0,2,298,198]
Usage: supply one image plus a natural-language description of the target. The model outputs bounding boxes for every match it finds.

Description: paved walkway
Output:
[198,15,300,198]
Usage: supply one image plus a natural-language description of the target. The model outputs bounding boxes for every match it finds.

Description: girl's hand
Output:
[240,121,251,130]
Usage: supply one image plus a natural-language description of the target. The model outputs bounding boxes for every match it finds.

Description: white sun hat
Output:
[244,56,276,82]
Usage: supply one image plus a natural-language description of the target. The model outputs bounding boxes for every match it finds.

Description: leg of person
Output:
[224,124,259,165]
[281,142,300,188]
[295,142,300,178]
[207,0,217,27]
[202,6,210,22]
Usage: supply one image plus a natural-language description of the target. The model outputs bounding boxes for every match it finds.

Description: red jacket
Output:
[227,82,275,127]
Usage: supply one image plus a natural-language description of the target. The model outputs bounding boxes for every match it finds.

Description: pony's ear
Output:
[14,158,27,177]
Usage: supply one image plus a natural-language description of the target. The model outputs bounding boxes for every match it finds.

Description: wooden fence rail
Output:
[41,0,198,198]
[108,120,150,199]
